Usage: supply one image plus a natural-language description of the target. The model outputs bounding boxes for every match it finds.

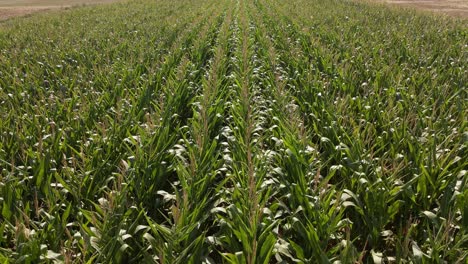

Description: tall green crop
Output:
[0,0,466,262]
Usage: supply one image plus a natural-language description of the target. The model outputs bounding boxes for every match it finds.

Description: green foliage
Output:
[0,0,466,262]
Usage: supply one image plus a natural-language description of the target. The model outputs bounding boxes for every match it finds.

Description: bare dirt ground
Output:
[0,6,54,21]
[375,0,468,17]
[0,0,119,21]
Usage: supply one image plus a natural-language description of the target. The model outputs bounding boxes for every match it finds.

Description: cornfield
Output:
[0,0,467,262]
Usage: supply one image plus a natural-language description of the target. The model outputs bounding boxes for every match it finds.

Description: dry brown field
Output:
[375,0,468,17]
[0,0,119,21]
